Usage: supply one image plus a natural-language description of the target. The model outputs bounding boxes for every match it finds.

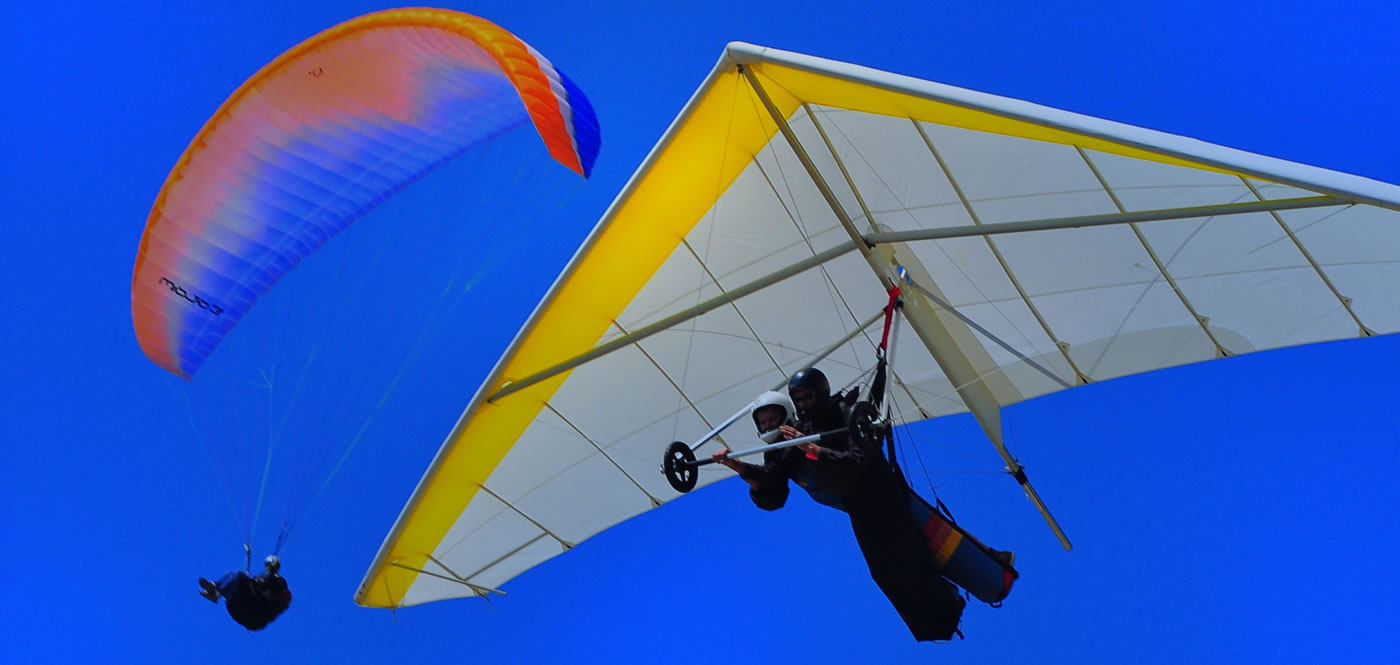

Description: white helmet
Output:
[751,391,796,443]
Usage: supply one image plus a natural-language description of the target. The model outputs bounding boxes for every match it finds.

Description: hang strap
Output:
[870,286,902,409]
[878,285,902,353]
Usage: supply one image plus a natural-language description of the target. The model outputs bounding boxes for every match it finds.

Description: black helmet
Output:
[787,367,830,402]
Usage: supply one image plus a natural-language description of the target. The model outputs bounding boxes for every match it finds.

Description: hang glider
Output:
[356,42,1400,608]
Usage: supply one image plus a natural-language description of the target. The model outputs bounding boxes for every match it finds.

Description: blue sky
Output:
[4,1,1398,663]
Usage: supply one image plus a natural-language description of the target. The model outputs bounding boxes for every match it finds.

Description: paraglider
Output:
[129,7,600,625]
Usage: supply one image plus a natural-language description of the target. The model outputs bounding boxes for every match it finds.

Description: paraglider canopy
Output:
[131,8,599,379]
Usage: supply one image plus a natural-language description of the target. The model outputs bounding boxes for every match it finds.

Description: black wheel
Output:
[662,440,699,493]
[847,401,883,448]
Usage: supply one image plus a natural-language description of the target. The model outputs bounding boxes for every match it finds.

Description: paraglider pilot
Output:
[713,367,972,642]
[199,555,292,631]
